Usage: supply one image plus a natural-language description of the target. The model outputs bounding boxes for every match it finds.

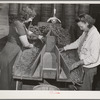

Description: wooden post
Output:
[41,4,52,22]
[79,4,90,14]
[0,4,9,39]
[9,4,19,15]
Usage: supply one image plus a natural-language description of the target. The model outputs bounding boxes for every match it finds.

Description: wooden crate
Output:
[57,50,84,84]
[13,45,59,81]
[13,45,45,81]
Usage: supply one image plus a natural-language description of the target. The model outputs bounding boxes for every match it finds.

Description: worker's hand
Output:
[29,44,34,48]
[28,30,33,35]
[24,17,34,23]
[28,33,38,40]
[59,47,65,52]
[38,35,47,43]
[70,62,80,71]
[70,60,84,71]
[32,46,38,52]
[38,35,43,40]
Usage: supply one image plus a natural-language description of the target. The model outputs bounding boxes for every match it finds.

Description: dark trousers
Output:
[78,66,97,90]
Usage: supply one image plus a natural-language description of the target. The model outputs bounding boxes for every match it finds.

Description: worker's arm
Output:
[19,35,33,48]
[14,21,33,48]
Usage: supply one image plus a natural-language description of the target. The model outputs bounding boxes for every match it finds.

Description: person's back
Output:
[0,20,21,90]
[8,22,23,49]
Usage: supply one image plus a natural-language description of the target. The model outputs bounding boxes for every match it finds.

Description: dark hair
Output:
[75,13,95,28]
[9,11,28,24]
[18,11,28,22]
[9,14,18,24]
[18,6,36,22]
[9,6,36,24]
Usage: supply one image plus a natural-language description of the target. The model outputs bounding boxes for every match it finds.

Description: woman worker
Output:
[0,6,37,90]
[60,13,100,90]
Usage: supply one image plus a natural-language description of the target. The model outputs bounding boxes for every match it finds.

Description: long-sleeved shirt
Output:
[64,26,100,68]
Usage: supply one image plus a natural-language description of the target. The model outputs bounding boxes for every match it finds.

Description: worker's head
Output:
[75,13,95,31]
[18,5,36,22]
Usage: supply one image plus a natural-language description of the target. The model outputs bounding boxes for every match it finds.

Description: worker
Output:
[59,13,100,90]
[0,6,38,90]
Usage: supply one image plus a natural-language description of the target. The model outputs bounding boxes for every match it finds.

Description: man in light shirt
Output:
[60,13,100,90]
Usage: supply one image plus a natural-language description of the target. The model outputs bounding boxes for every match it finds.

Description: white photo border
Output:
[0,1,100,99]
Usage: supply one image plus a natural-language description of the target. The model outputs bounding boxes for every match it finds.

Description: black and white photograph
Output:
[0,0,100,99]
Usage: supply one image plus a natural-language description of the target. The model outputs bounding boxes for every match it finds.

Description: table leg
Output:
[16,80,22,90]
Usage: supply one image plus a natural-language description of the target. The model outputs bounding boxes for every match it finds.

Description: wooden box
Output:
[13,30,83,84]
